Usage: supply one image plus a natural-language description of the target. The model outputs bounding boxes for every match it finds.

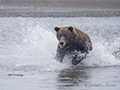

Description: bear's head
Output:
[54,26,77,48]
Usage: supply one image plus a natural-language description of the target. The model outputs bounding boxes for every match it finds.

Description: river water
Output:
[0,17,120,90]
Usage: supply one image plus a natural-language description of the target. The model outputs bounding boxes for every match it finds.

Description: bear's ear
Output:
[68,26,73,32]
[54,27,60,32]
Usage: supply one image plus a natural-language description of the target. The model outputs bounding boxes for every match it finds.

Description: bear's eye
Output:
[60,34,62,37]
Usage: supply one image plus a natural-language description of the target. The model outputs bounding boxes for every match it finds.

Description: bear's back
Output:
[74,27,93,51]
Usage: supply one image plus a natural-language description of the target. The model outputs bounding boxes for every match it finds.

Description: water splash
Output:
[0,17,120,71]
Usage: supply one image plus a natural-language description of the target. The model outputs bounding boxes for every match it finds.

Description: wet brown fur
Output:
[54,26,93,65]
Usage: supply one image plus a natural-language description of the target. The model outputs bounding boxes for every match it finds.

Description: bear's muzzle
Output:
[59,41,66,48]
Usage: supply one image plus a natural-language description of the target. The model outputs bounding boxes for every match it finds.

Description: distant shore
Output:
[0,0,120,17]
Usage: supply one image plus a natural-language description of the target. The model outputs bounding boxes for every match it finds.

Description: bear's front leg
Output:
[72,53,87,65]
[56,46,65,62]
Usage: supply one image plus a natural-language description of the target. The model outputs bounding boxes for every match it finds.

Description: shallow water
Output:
[0,17,120,90]
[0,65,120,90]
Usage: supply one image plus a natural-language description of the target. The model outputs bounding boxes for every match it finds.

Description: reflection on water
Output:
[57,66,90,89]
[56,66,120,90]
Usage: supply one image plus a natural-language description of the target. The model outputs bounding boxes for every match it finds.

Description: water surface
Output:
[0,17,120,90]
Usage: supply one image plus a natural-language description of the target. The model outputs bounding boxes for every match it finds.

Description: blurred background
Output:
[0,0,120,17]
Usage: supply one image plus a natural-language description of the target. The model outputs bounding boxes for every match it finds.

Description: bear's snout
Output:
[59,41,66,48]
[58,36,66,48]
[60,42,64,46]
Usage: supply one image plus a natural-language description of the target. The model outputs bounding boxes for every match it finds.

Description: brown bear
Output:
[54,26,93,65]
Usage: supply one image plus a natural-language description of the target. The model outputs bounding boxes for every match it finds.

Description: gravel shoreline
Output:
[0,0,120,17]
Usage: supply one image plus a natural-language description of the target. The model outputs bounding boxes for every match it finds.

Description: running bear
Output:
[54,26,93,65]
